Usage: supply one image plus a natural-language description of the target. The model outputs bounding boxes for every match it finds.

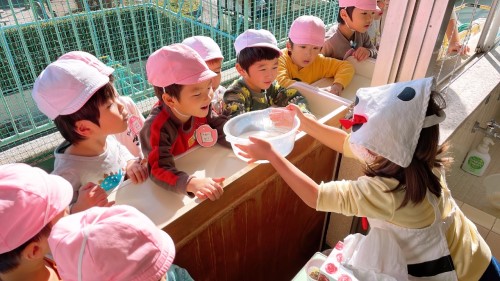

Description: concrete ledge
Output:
[439,44,500,143]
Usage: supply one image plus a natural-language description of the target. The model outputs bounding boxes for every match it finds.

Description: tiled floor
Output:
[455,199,500,258]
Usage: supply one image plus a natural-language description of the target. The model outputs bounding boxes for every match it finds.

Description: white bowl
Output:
[223,108,300,163]
[484,174,500,209]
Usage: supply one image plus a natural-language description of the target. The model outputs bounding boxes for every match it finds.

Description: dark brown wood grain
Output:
[163,129,339,281]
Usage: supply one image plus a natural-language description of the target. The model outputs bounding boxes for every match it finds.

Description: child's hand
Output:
[447,42,470,55]
[71,182,114,213]
[235,136,275,164]
[126,158,148,184]
[187,177,224,201]
[269,107,296,129]
[282,104,310,131]
[352,47,370,61]
[329,83,344,95]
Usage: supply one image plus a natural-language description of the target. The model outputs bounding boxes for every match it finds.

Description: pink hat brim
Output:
[132,230,176,281]
[45,173,73,223]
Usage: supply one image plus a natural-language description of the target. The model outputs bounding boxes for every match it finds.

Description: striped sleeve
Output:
[140,105,190,194]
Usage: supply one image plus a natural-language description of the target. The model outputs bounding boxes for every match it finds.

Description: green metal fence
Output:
[0,0,339,166]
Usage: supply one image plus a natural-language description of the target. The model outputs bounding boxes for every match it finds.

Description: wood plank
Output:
[163,132,338,281]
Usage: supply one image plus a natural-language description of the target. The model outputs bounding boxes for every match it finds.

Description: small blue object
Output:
[100,169,124,191]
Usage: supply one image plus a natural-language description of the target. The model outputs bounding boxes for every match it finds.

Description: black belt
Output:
[408,255,455,277]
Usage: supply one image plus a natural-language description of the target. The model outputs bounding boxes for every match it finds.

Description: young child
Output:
[277,15,355,96]
[182,36,226,116]
[57,51,146,158]
[222,28,310,118]
[48,205,193,281]
[141,43,229,201]
[32,54,148,213]
[237,78,500,280]
[322,0,378,61]
[0,163,73,281]
[366,1,384,49]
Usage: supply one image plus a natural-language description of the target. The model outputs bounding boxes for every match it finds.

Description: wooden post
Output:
[372,0,455,85]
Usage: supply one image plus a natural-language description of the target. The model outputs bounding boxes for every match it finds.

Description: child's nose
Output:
[117,101,125,112]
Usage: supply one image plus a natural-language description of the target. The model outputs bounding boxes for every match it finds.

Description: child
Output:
[32,54,148,213]
[48,205,193,281]
[277,15,355,96]
[141,43,229,201]
[182,36,226,116]
[58,51,146,158]
[322,0,378,61]
[0,163,73,281]
[222,28,310,118]
[366,1,384,49]
[237,78,500,280]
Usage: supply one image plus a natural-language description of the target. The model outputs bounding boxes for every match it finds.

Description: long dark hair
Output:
[365,91,451,209]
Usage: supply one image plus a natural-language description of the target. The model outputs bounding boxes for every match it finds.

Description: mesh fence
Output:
[0,0,339,166]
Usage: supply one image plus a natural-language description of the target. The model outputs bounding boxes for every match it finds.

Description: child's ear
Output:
[339,8,349,21]
[235,63,247,76]
[161,92,176,108]
[21,241,46,261]
[286,41,292,53]
[74,120,93,137]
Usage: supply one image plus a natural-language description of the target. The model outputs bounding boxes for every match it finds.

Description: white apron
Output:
[366,190,459,281]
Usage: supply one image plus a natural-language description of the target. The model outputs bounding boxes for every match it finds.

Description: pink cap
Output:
[48,205,175,281]
[146,43,217,87]
[32,59,110,120]
[288,16,325,47]
[182,36,224,61]
[0,163,72,254]
[58,51,115,76]
[234,29,282,55]
[339,0,377,10]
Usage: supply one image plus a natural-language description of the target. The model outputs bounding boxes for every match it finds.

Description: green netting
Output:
[0,0,339,165]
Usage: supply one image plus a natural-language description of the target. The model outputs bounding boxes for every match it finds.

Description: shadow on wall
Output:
[440,88,468,132]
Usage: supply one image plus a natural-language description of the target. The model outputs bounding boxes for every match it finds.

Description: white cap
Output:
[234,29,282,55]
[32,59,110,120]
[182,36,224,61]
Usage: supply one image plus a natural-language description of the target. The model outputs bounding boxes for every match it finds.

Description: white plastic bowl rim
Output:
[223,108,300,143]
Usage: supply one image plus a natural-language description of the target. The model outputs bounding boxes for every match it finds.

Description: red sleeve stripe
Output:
[148,109,179,186]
